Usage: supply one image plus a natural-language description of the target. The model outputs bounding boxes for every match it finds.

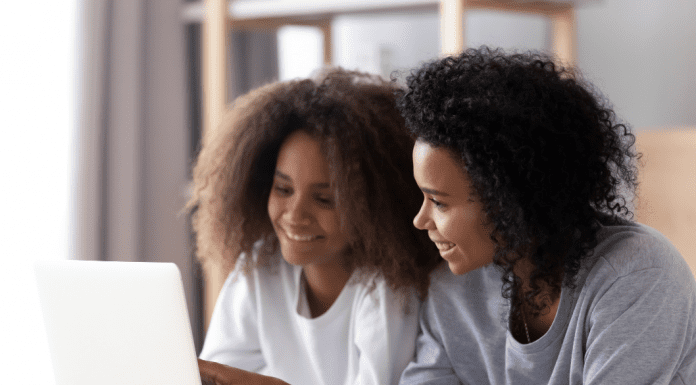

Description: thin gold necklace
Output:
[521,310,531,344]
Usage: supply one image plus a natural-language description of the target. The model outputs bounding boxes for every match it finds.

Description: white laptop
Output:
[34,260,202,385]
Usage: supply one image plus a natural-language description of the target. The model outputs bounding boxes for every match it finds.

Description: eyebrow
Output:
[421,187,450,197]
[274,170,330,189]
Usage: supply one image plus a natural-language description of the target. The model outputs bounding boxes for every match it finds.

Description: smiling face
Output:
[267,130,350,269]
[412,140,497,275]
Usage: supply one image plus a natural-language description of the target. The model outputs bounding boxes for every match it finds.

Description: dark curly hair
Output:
[397,47,639,328]
[188,67,440,300]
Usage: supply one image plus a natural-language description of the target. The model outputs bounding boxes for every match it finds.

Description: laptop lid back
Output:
[34,260,201,385]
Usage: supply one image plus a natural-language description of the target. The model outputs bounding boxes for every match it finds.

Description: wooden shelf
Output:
[185,0,580,20]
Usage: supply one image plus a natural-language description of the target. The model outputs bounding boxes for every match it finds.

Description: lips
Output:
[280,226,323,242]
[432,240,456,252]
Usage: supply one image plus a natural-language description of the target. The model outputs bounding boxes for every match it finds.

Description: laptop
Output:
[34,260,202,385]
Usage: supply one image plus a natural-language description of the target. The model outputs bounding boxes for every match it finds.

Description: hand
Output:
[198,359,290,385]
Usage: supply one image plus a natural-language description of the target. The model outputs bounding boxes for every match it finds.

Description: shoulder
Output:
[221,246,296,295]
[591,221,692,283]
[421,262,503,323]
[571,224,696,384]
[426,262,500,299]
[350,270,420,317]
[428,262,460,289]
[578,221,696,321]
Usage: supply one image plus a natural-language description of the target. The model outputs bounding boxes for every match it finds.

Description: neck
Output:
[302,261,352,318]
[521,297,560,342]
[514,258,561,343]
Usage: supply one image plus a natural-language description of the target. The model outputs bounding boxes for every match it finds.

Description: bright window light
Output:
[0,1,78,383]
[277,25,324,81]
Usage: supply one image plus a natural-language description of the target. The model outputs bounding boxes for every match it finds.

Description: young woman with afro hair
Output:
[188,67,440,385]
[397,47,696,385]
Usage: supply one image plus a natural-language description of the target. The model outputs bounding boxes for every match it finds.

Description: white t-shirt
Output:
[200,253,420,385]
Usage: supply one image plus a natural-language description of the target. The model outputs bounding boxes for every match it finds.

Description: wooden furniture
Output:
[634,128,696,278]
[200,0,580,327]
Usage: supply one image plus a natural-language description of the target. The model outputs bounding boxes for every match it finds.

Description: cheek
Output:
[318,212,345,238]
[433,212,454,237]
[471,210,492,239]
[439,212,471,245]
[267,196,281,221]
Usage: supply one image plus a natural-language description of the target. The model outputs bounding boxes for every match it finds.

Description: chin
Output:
[447,256,477,275]
[280,251,315,266]
[448,261,467,275]
[449,258,493,275]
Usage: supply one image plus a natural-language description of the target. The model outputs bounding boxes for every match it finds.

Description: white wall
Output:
[278,26,324,81]
[576,0,696,129]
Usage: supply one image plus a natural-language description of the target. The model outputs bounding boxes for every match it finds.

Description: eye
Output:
[429,197,447,210]
[314,194,335,209]
[273,183,292,197]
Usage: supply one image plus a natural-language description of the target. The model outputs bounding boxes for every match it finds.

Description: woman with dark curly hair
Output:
[188,67,440,385]
[397,47,696,385]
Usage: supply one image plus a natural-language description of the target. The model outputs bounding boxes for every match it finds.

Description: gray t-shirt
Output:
[400,221,696,385]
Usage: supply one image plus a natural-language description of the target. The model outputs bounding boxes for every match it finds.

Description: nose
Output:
[285,195,312,226]
[413,200,431,230]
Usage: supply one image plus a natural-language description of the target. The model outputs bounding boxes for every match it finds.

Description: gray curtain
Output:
[76,0,278,353]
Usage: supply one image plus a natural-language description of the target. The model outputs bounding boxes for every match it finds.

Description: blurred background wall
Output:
[330,0,696,129]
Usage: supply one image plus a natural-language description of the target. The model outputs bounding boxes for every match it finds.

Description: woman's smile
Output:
[432,240,456,252]
[281,227,324,242]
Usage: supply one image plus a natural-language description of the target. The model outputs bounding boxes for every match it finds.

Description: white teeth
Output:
[286,232,319,242]
[434,241,455,251]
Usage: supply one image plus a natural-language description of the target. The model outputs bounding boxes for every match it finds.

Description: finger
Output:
[197,359,289,385]
[198,359,228,385]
